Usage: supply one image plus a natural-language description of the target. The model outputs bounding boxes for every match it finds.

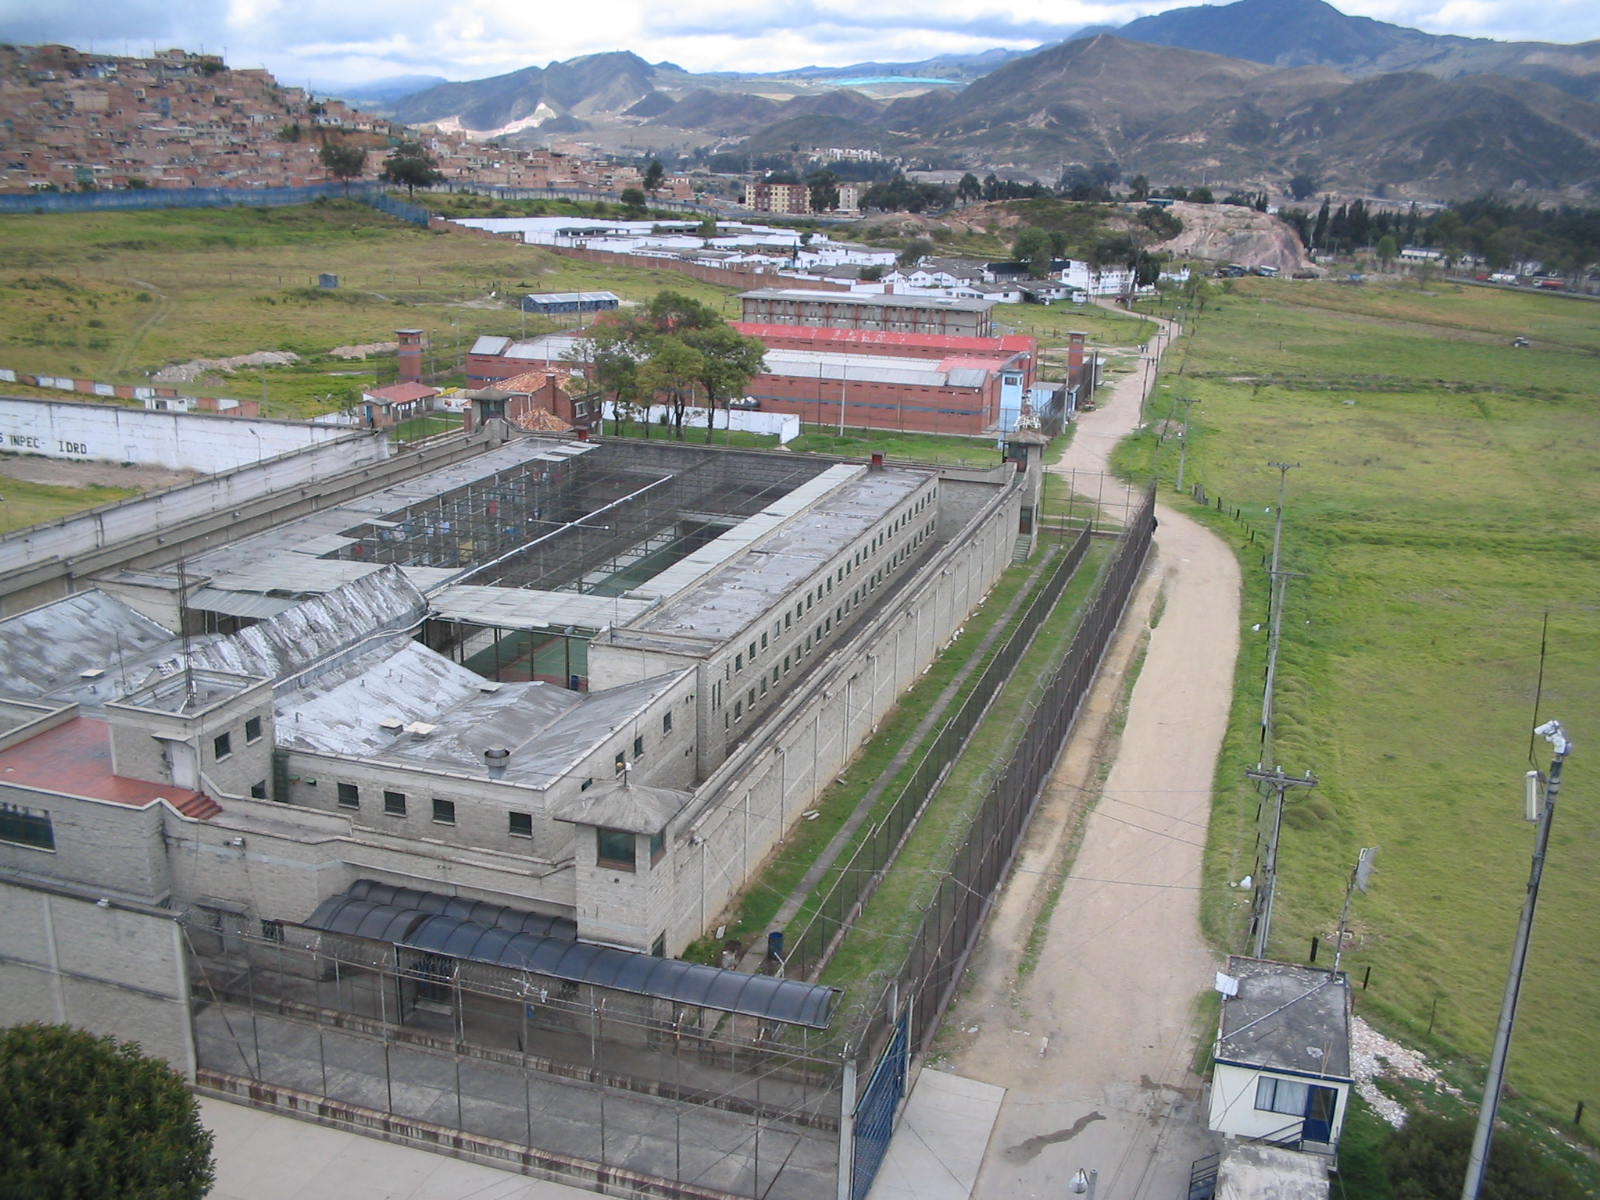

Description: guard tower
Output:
[396,328,426,383]
[1003,426,1050,557]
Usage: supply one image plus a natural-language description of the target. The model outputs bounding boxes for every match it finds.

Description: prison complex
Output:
[0,420,1039,1197]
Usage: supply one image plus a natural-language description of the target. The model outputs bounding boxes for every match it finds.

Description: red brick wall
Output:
[747,372,999,436]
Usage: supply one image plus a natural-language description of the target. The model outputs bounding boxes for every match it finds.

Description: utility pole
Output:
[1266,460,1299,592]
[1174,396,1198,493]
[1461,720,1573,1200]
[1246,763,1318,958]
[1260,568,1307,767]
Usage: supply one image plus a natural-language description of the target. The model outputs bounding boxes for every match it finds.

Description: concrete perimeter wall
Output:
[0,397,354,472]
[667,471,1021,953]
[0,879,193,1075]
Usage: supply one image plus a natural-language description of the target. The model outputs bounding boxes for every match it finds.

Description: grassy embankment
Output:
[1112,277,1600,1147]
[0,474,141,535]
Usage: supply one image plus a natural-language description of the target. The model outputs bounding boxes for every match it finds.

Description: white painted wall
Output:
[0,398,357,472]
[1208,1061,1350,1146]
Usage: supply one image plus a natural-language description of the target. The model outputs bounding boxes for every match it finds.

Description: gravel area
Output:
[152,350,300,383]
[1350,1015,1456,1128]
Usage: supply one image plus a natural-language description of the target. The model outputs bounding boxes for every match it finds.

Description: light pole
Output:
[1070,1167,1097,1199]
[1460,719,1573,1200]
[1174,396,1197,493]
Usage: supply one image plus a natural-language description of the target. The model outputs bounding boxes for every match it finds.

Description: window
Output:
[581,778,593,792]
[336,783,359,809]
[633,735,644,758]
[596,828,636,871]
[735,652,743,671]
[615,751,627,776]
[734,699,743,720]
[1255,1076,1310,1117]
[213,732,231,761]
[649,830,666,865]
[760,632,768,650]
[432,798,456,825]
[383,790,407,816]
[249,781,268,799]
[662,711,672,735]
[509,811,533,838]
[244,715,263,743]
[0,804,54,851]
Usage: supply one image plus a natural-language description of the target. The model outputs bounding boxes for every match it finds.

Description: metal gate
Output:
[850,1013,909,1200]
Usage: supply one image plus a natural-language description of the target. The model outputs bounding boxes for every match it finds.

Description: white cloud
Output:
[0,0,1592,84]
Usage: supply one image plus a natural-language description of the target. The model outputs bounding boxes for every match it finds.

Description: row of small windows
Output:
[727,505,931,686]
[331,782,534,839]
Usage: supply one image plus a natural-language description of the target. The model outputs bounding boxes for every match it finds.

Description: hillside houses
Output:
[0,45,402,192]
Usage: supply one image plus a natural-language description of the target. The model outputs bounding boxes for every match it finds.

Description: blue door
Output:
[1303,1086,1338,1143]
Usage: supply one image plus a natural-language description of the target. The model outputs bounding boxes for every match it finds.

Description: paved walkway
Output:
[201,1097,593,1200]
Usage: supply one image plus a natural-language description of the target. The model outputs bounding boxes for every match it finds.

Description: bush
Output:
[0,1023,215,1199]
[1383,1112,1584,1200]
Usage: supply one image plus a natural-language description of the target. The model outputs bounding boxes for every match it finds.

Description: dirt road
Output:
[942,312,1243,1198]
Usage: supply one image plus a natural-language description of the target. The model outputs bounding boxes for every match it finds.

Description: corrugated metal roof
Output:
[0,590,173,702]
[185,587,299,620]
[304,881,839,1028]
[739,287,994,313]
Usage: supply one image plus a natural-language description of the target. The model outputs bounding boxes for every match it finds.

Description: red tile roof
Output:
[0,716,220,819]
[365,382,439,405]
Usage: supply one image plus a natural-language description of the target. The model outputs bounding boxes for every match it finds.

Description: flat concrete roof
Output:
[625,465,926,649]
[429,584,654,632]
[1217,957,1352,1080]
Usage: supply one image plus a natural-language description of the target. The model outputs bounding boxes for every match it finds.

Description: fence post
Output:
[837,1056,857,1200]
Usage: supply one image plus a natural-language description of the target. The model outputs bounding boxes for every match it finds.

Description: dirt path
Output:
[940,309,1244,1199]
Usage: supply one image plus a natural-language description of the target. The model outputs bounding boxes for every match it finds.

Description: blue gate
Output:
[850,1013,909,1200]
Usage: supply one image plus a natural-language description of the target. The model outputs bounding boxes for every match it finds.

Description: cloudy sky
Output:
[0,0,1592,86]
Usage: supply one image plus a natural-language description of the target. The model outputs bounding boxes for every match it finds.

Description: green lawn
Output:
[1115,276,1600,1131]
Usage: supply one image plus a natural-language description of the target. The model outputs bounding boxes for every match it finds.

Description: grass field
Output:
[1115,276,1600,1133]
[0,202,744,418]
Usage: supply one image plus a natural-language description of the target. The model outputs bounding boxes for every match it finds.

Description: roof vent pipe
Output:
[484,747,510,778]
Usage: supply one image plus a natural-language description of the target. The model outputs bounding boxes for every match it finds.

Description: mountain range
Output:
[368,0,1600,201]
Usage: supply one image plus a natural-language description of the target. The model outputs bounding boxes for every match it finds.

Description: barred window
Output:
[0,804,54,851]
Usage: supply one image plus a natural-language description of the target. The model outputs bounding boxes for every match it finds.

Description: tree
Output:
[1383,1112,1583,1200]
[957,172,982,204]
[1127,174,1151,202]
[0,1023,215,1199]
[619,187,648,215]
[806,169,840,214]
[1012,227,1055,278]
[1312,196,1331,249]
[642,159,665,193]
[1375,234,1398,269]
[683,323,768,442]
[897,238,935,268]
[637,336,705,439]
[319,141,366,195]
[1287,172,1318,201]
[1189,186,1215,204]
[380,141,443,196]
